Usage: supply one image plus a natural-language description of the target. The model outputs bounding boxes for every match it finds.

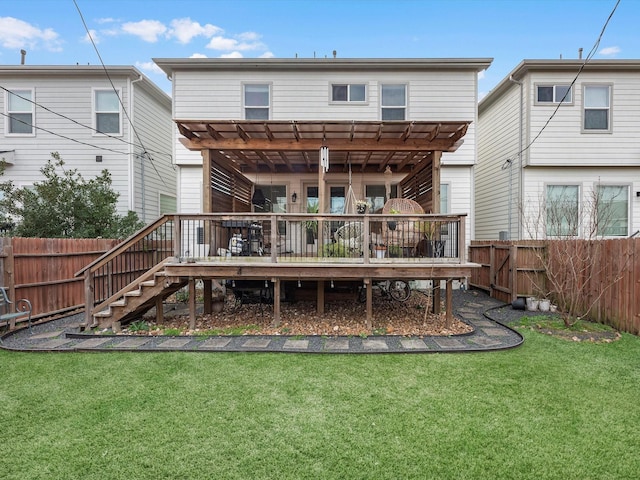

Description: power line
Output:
[0,110,132,156]
[0,85,172,160]
[516,0,621,158]
[73,0,169,188]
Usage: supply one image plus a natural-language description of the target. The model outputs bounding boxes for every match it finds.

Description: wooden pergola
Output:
[176,120,470,214]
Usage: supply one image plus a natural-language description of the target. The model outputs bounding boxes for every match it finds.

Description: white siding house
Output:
[477,59,640,240]
[0,65,175,223]
[156,57,490,247]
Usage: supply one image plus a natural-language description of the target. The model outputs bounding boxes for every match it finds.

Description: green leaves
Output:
[1,152,143,238]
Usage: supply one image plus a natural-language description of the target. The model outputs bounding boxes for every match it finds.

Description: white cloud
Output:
[83,29,99,44]
[206,35,265,52]
[136,61,164,75]
[121,19,167,43]
[0,16,62,51]
[599,46,620,56]
[220,51,244,58]
[259,51,275,58]
[189,53,208,58]
[168,18,222,44]
[237,31,260,42]
[478,70,485,80]
[97,17,117,24]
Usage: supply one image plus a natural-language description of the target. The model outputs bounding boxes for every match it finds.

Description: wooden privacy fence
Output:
[470,239,640,335]
[0,237,120,320]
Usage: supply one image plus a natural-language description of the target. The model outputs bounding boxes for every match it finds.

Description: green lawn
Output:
[1,329,639,479]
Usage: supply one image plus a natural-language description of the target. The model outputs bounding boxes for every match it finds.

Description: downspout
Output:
[129,74,145,221]
[509,74,524,240]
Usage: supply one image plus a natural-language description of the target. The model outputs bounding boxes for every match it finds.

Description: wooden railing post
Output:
[458,216,466,263]
[173,214,181,258]
[271,214,277,263]
[84,269,93,326]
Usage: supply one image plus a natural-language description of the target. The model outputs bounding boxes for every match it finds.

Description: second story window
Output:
[583,85,611,131]
[381,84,406,120]
[331,83,366,102]
[536,84,572,104]
[244,84,270,120]
[7,89,34,135]
[94,89,121,135]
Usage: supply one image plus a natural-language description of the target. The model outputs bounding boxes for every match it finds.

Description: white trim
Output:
[5,87,35,137]
[92,87,123,136]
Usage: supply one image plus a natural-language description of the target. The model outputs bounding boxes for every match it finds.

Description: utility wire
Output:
[515,0,621,158]
[0,85,172,160]
[0,110,132,156]
[73,0,169,188]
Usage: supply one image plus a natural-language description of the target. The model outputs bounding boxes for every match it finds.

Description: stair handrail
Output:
[74,214,174,278]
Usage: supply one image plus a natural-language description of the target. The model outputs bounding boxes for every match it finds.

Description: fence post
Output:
[510,244,518,303]
[489,244,495,298]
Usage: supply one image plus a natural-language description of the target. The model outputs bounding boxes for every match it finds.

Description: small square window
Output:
[381,84,406,120]
[7,89,34,135]
[244,84,270,120]
[584,85,611,131]
[331,83,366,102]
[94,90,121,134]
[536,85,572,104]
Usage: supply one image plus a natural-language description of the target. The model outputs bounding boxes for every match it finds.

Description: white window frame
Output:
[5,88,35,136]
[582,84,612,133]
[92,88,122,136]
[535,84,573,105]
[243,83,271,120]
[545,184,580,238]
[330,83,367,103]
[596,184,629,237]
[381,84,407,120]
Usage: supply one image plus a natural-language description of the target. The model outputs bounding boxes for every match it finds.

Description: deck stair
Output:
[90,260,188,329]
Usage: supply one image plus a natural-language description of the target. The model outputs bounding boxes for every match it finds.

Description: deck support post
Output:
[272,278,281,327]
[317,281,325,314]
[188,278,196,330]
[155,296,164,325]
[365,278,372,330]
[445,278,453,329]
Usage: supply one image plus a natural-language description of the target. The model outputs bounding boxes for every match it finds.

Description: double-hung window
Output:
[94,89,121,135]
[331,83,366,102]
[546,185,579,237]
[381,84,406,120]
[536,84,572,104]
[6,89,34,135]
[583,85,611,131]
[597,185,628,236]
[244,84,270,120]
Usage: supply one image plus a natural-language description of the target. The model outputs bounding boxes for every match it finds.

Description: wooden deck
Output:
[79,213,479,330]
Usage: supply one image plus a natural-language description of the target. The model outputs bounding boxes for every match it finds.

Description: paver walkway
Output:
[0,290,523,354]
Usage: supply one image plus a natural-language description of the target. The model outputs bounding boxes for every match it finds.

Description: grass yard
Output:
[1,328,639,479]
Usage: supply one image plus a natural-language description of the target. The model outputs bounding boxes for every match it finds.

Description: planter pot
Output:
[512,297,526,310]
[526,297,539,311]
[387,221,397,231]
[539,299,551,312]
[375,248,386,259]
[550,304,558,313]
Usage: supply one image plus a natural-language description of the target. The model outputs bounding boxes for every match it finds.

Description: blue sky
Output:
[0,0,635,97]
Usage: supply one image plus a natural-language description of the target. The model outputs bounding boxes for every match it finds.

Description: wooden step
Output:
[140,280,156,287]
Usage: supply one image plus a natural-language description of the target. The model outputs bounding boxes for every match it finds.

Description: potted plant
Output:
[355,200,368,214]
[303,202,319,244]
[373,243,387,259]
[417,220,444,257]
[387,208,400,231]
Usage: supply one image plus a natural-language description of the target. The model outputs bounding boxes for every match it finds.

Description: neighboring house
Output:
[0,65,175,223]
[155,57,490,245]
[477,59,640,240]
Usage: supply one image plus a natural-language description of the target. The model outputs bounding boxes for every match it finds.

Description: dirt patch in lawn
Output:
[135,292,473,337]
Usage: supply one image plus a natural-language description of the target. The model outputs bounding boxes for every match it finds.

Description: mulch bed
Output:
[137,292,473,337]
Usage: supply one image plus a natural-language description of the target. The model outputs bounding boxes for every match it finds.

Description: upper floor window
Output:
[381,84,406,120]
[94,89,121,135]
[331,83,366,102]
[244,84,270,120]
[6,89,34,135]
[583,85,611,131]
[546,185,579,237]
[597,185,628,236]
[536,84,572,104]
